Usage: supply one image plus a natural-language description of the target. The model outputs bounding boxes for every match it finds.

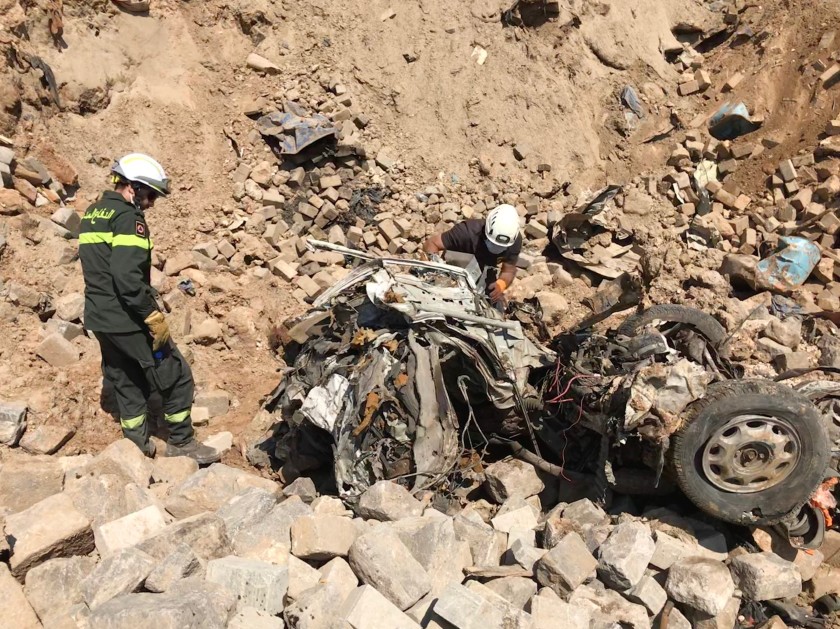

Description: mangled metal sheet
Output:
[256,111,338,155]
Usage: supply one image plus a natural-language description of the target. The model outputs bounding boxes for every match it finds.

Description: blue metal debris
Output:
[755,236,821,292]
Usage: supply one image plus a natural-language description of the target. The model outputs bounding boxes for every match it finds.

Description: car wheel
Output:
[617,304,727,348]
[670,380,830,525]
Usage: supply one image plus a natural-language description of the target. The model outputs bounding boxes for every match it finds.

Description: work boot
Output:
[166,439,221,465]
[142,440,156,459]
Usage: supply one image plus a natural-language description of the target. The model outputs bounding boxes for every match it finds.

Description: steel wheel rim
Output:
[701,413,801,493]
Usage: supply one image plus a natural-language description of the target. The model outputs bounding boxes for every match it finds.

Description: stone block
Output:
[19,424,75,455]
[0,400,27,447]
[729,552,802,601]
[535,532,597,596]
[319,557,360,601]
[484,576,536,610]
[6,492,93,578]
[282,477,317,503]
[229,606,285,629]
[151,456,198,486]
[233,496,312,564]
[94,505,168,556]
[216,488,278,538]
[144,543,202,593]
[666,557,734,615]
[562,498,607,527]
[348,528,431,610]
[342,585,421,629]
[491,504,538,533]
[193,390,230,417]
[284,583,346,628]
[286,554,321,601]
[0,564,40,629]
[627,574,667,615]
[86,552,155,613]
[568,584,650,629]
[530,592,590,629]
[597,521,655,589]
[357,480,424,521]
[24,556,97,623]
[164,463,279,519]
[87,580,236,628]
[90,438,155,487]
[36,333,80,368]
[453,513,505,566]
[483,459,544,504]
[291,513,359,561]
[138,512,231,562]
[432,582,532,629]
[206,555,289,614]
[394,516,471,595]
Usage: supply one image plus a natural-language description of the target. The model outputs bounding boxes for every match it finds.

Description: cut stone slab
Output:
[206,555,289,615]
[454,513,506,566]
[94,505,168,557]
[530,591,590,629]
[729,552,802,601]
[19,424,75,455]
[229,606,286,629]
[569,584,650,629]
[562,498,607,527]
[484,576,537,610]
[137,512,231,562]
[597,520,655,589]
[24,556,97,622]
[1,563,41,629]
[666,557,735,616]
[357,480,424,521]
[291,513,359,561]
[233,496,313,564]
[6,492,94,577]
[86,580,236,629]
[626,574,667,615]
[151,456,198,486]
[0,457,64,514]
[286,554,321,602]
[535,532,597,596]
[81,547,156,609]
[319,557,360,601]
[348,528,432,610]
[0,400,27,446]
[342,584,421,629]
[432,582,533,629]
[394,516,471,595]
[145,543,202,593]
[483,459,544,503]
[216,487,278,538]
[164,463,279,519]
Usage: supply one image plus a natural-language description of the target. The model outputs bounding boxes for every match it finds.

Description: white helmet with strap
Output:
[485,204,520,248]
[111,153,170,196]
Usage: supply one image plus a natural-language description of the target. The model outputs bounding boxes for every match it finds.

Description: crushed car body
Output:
[257,241,834,546]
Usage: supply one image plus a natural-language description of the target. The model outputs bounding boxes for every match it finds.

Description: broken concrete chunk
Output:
[19,424,75,455]
[357,480,425,521]
[729,552,802,601]
[483,459,544,503]
[206,555,289,615]
[246,53,280,74]
[36,333,80,368]
[666,557,735,616]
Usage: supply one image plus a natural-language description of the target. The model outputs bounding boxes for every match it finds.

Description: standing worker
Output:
[423,204,523,303]
[78,153,220,464]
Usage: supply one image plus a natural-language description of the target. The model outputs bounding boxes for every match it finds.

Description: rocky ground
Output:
[3,0,840,627]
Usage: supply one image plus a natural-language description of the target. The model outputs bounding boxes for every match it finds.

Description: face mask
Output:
[485,239,508,255]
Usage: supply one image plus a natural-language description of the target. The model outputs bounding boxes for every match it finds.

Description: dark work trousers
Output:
[93,331,195,451]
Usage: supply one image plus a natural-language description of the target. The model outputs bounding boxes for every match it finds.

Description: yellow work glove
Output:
[144,310,171,350]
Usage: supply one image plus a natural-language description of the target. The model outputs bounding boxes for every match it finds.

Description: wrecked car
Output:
[258,241,833,545]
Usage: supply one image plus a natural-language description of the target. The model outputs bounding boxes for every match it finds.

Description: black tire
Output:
[670,380,830,526]
[617,304,727,347]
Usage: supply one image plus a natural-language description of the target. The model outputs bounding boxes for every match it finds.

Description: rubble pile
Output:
[0,440,831,629]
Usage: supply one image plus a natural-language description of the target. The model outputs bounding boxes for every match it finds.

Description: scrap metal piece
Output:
[256,111,337,155]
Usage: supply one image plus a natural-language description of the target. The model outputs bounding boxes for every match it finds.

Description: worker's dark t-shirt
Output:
[441,219,522,270]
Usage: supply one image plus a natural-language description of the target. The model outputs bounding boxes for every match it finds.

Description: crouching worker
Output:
[423,204,522,303]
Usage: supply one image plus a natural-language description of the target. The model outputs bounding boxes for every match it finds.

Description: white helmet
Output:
[111,153,171,196]
[485,204,520,248]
